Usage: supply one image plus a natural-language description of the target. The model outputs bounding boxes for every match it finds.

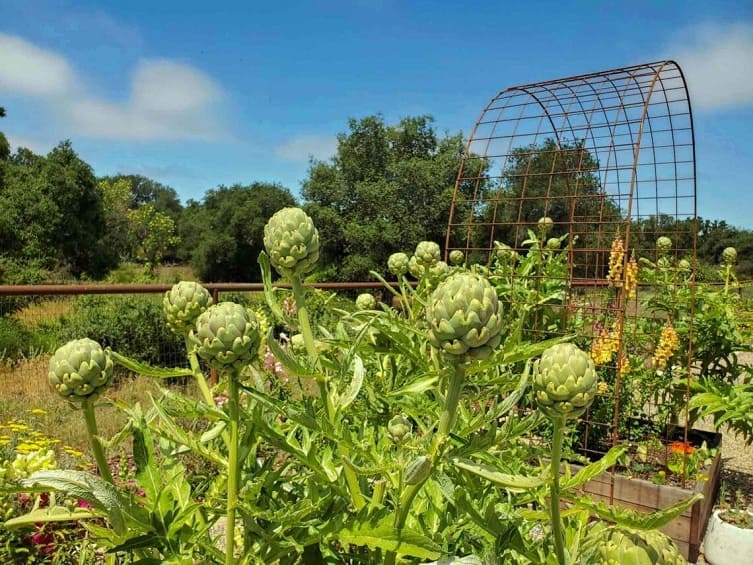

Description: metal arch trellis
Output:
[446,61,698,465]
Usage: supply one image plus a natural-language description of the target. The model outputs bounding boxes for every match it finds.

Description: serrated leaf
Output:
[561,445,627,491]
[572,493,703,530]
[452,458,549,492]
[110,350,193,379]
[267,330,319,379]
[337,515,442,559]
[200,421,227,443]
[388,375,439,396]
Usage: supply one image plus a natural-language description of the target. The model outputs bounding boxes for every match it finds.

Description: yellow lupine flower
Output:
[625,256,638,299]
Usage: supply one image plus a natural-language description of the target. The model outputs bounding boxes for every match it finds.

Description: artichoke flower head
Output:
[263,207,320,279]
[356,293,376,311]
[722,246,737,265]
[388,252,410,276]
[190,302,260,372]
[49,338,114,403]
[448,249,465,266]
[426,272,502,360]
[534,343,598,420]
[580,523,684,565]
[163,281,213,335]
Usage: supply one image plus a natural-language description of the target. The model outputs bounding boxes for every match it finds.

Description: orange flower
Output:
[670,441,694,455]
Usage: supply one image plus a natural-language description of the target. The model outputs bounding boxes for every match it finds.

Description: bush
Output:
[58,295,184,367]
[0,317,35,362]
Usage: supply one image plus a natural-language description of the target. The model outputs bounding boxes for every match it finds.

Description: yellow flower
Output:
[63,446,84,458]
[30,408,47,416]
[607,236,625,286]
[625,256,638,299]
[597,381,609,394]
[653,322,680,370]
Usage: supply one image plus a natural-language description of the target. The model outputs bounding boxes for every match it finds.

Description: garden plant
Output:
[1,208,705,563]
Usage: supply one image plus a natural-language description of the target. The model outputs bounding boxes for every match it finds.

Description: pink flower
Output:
[77,499,92,509]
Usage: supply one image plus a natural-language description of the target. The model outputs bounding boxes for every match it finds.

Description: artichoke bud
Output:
[388,252,410,276]
[533,343,598,420]
[263,207,320,278]
[426,272,502,360]
[678,259,691,271]
[49,338,114,402]
[722,246,737,265]
[387,414,412,443]
[493,241,517,262]
[546,238,561,250]
[290,333,306,354]
[408,255,426,279]
[414,241,441,268]
[538,216,554,235]
[356,293,376,311]
[428,261,449,279]
[581,524,684,565]
[190,302,260,372]
[448,249,465,266]
[404,455,431,485]
[163,281,213,335]
[656,236,673,255]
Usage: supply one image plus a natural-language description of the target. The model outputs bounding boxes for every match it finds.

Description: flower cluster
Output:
[607,236,625,286]
[652,322,680,370]
[590,322,619,366]
[625,255,638,299]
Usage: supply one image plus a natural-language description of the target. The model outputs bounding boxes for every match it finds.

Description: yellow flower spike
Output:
[607,236,625,286]
[653,322,679,370]
[625,255,638,299]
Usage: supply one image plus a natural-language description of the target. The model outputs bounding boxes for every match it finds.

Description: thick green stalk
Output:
[225,372,240,565]
[291,276,333,420]
[185,334,214,405]
[82,400,113,485]
[549,416,567,565]
[385,359,465,565]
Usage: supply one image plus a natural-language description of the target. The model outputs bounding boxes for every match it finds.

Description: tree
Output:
[178,183,297,282]
[98,177,134,263]
[302,115,485,281]
[101,174,182,218]
[128,204,180,274]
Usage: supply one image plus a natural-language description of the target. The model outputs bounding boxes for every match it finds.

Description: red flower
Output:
[670,441,694,455]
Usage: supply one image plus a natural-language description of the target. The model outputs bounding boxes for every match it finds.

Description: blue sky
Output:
[1,0,752,227]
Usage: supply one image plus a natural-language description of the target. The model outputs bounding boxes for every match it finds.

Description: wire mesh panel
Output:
[446,61,699,471]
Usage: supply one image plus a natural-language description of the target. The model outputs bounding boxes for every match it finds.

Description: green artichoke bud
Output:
[408,255,426,279]
[538,216,554,235]
[449,249,465,266]
[722,246,737,265]
[388,252,410,276]
[49,338,114,402]
[426,272,502,359]
[387,414,412,443]
[356,293,376,310]
[580,523,684,565]
[190,302,260,372]
[163,281,213,335]
[656,236,672,255]
[678,258,691,271]
[404,455,431,485]
[533,343,597,419]
[414,241,441,267]
[290,333,306,354]
[546,237,561,250]
[428,260,449,279]
[263,207,320,278]
[494,241,517,262]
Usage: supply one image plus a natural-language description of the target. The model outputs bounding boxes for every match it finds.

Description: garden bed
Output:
[570,428,722,562]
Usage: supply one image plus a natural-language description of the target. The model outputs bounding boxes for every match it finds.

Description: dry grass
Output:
[0,356,194,457]
[12,298,75,327]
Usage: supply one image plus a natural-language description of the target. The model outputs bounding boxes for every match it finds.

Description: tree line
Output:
[1,109,751,285]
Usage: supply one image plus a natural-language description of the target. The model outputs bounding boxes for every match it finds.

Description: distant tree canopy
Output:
[303,114,486,281]
[100,174,182,218]
[178,183,297,282]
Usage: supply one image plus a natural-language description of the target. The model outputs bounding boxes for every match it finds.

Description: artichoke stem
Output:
[82,400,114,485]
[225,372,241,565]
[387,358,465,565]
[185,334,214,405]
[549,416,567,565]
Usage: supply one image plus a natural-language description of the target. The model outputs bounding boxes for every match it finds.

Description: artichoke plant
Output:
[448,249,464,266]
[163,281,213,335]
[533,343,598,420]
[190,302,260,372]
[356,293,376,311]
[722,246,737,265]
[48,338,114,401]
[263,207,320,278]
[408,255,426,279]
[426,272,502,360]
[656,236,672,255]
[414,241,441,267]
[388,252,410,276]
[580,524,684,564]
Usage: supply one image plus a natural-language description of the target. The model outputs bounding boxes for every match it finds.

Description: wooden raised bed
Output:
[571,428,722,562]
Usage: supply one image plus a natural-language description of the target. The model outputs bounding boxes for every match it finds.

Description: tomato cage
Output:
[446,61,703,469]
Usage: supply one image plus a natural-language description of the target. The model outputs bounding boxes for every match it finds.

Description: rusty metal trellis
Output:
[446,60,699,500]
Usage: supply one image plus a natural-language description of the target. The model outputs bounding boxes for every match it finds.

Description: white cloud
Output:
[0,34,74,97]
[275,134,338,162]
[0,34,226,141]
[71,60,225,140]
[5,133,53,155]
[668,23,753,110]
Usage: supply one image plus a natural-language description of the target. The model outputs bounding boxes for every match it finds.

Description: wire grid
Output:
[446,61,698,467]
